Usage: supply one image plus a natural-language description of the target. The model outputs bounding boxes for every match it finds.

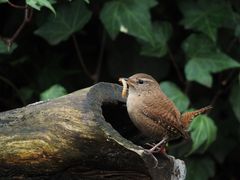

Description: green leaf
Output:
[140,22,172,58]
[188,115,217,155]
[185,58,212,87]
[183,34,240,87]
[179,0,230,42]
[229,80,240,121]
[185,54,240,87]
[235,25,240,38]
[186,157,215,180]
[0,0,8,3]
[40,84,67,100]
[182,34,216,58]
[26,0,55,14]
[160,81,190,112]
[100,0,157,42]
[35,0,92,45]
[0,40,17,54]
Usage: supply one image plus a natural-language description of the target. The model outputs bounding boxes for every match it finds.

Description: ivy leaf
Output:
[229,80,240,121]
[188,115,217,155]
[40,84,67,100]
[100,0,157,42]
[182,34,216,58]
[140,22,172,58]
[235,25,240,38]
[185,53,240,87]
[26,0,55,14]
[0,40,17,54]
[183,34,240,87]
[179,0,230,42]
[0,0,8,3]
[185,58,212,87]
[160,81,190,112]
[186,157,215,180]
[35,0,92,45]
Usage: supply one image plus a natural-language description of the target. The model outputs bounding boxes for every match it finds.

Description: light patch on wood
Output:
[45,107,98,139]
[2,139,57,164]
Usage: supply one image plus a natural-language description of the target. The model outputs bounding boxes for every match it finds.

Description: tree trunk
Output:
[0,82,186,180]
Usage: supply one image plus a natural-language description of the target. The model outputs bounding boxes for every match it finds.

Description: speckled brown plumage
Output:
[120,73,212,153]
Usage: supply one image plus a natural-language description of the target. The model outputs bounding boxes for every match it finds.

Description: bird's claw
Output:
[145,143,166,154]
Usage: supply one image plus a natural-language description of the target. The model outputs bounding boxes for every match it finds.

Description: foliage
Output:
[1,0,240,179]
[40,84,67,100]
[160,81,189,112]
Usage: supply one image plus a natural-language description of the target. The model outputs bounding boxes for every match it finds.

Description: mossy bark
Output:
[0,83,186,180]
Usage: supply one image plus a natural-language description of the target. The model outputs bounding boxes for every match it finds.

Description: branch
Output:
[0,83,186,179]
[1,5,32,48]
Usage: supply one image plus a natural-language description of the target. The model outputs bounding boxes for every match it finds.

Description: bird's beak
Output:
[119,78,128,82]
[119,78,134,87]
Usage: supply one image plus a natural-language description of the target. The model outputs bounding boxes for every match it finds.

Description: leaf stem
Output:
[0,75,25,105]
[168,48,185,84]
[92,29,106,83]
[210,70,237,106]
[72,34,94,82]
[1,5,32,48]
[8,1,26,9]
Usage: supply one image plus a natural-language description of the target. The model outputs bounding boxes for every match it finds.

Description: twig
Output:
[1,5,32,48]
[8,1,26,9]
[184,81,191,96]
[168,48,185,84]
[210,70,237,106]
[6,6,32,47]
[0,75,25,105]
[226,38,237,53]
[210,89,223,107]
[72,34,94,81]
[92,29,106,83]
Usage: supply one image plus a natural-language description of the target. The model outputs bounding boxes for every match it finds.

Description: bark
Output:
[0,82,186,180]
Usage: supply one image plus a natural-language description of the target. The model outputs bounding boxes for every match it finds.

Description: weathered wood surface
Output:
[0,82,186,180]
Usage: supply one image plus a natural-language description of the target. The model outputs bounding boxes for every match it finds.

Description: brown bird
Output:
[119,73,212,153]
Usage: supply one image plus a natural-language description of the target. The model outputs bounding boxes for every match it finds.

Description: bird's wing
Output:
[142,95,189,139]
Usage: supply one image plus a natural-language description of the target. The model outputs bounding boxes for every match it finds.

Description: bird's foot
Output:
[145,138,167,154]
[145,143,166,154]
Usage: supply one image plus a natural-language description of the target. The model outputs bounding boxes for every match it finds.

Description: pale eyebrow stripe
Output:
[141,78,155,82]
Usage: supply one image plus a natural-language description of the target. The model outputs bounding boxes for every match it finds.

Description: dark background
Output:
[1,0,240,179]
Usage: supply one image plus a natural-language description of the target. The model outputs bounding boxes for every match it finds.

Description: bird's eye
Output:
[137,79,144,84]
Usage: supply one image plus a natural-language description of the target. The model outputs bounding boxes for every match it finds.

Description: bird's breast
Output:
[127,95,167,139]
[126,94,182,140]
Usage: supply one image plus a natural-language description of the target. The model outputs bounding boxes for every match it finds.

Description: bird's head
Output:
[119,73,160,96]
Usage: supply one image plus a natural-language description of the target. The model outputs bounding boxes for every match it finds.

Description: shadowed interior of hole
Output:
[102,102,184,150]
[102,102,147,146]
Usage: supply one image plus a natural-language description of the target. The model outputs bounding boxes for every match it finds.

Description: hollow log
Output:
[0,82,186,180]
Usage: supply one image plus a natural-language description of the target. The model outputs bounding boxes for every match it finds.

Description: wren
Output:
[119,73,212,153]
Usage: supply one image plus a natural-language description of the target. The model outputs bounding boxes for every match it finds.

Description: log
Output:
[0,82,186,180]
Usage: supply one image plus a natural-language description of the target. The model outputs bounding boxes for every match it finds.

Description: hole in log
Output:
[102,102,146,146]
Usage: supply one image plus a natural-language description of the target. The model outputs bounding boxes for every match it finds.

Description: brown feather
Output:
[142,90,190,139]
[181,105,213,128]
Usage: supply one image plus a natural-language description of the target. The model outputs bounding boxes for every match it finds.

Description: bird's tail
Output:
[181,105,212,128]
